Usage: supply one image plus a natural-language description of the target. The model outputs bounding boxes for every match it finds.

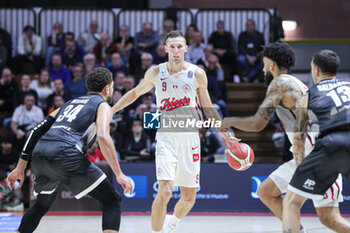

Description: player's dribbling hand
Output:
[222,131,241,149]
[6,168,25,190]
[117,173,134,195]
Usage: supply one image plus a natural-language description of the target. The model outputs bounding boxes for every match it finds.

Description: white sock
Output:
[152,231,162,233]
[169,214,181,226]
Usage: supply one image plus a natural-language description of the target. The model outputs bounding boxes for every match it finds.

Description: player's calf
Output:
[316,207,350,233]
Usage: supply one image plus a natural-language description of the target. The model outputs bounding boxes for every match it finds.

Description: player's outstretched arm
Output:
[96,102,133,194]
[293,92,309,166]
[7,108,61,189]
[222,77,289,132]
[111,66,158,114]
[196,68,240,147]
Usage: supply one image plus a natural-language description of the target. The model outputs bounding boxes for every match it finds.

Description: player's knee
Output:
[257,182,268,199]
[183,194,196,206]
[283,192,301,209]
[104,191,122,210]
[158,186,173,203]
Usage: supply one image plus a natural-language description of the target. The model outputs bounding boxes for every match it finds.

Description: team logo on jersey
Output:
[188,71,193,79]
[161,67,166,76]
[143,110,161,129]
[182,84,191,93]
[303,179,316,190]
[160,97,191,111]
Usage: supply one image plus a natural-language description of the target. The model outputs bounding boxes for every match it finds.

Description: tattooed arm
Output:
[222,77,290,132]
[293,92,309,166]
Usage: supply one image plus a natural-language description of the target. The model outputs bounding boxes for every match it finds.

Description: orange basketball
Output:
[226,143,254,171]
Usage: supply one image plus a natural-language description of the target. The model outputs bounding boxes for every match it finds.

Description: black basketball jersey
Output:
[308,79,350,133]
[41,94,106,155]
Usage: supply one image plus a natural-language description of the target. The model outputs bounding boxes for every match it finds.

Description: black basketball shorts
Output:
[288,131,350,200]
[31,140,106,199]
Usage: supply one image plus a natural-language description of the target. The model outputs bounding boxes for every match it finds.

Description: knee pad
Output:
[103,190,122,210]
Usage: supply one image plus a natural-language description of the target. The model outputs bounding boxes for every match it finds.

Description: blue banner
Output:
[49,163,350,213]
[112,163,350,213]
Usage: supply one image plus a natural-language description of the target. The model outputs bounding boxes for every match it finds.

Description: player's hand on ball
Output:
[7,168,25,189]
[221,131,241,148]
[117,173,134,195]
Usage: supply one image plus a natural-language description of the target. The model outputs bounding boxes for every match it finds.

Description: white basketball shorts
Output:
[270,159,343,208]
[155,132,200,188]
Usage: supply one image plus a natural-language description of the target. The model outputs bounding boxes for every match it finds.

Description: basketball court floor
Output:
[1,212,348,233]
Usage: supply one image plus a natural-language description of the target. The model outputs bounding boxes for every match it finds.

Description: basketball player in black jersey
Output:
[283,50,350,233]
[7,67,133,233]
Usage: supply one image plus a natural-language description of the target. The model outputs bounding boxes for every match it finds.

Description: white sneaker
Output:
[300,228,308,233]
[162,214,177,233]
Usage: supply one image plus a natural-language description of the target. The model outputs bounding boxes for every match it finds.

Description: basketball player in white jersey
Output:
[112,30,237,233]
[222,42,349,232]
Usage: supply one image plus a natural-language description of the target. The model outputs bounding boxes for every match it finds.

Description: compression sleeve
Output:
[20,116,56,161]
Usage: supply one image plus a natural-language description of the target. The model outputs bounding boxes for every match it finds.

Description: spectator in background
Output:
[29,69,54,111]
[111,90,129,140]
[0,20,12,67]
[114,25,134,67]
[0,135,19,172]
[78,20,101,53]
[62,40,84,71]
[0,37,7,73]
[207,54,228,117]
[134,22,160,54]
[47,94,65,115]
[134,53,153,83]
[152,44,167,65]
[46,78,70,111]
[48,54,71,84]
[160,19,175,44]
[197,44,214,70]
[108,52,129,77]
[209,20,237,79]
[114,71,126,94]
[0,68,18,118]
[59,32,86,59]
[135,92,157,120]
[124,75,135,92]
[93,33,118,66]
[122,75,140,120]
[237,19,265,82]
[10,93,44,150]
[83,53,100,78]
[199,128,222,163]
[13,74,38,108]
[124,119,152,162]
[45,22,65,67]
[17,25,42,74]
[64,63,88,99]
[87,141,105,163]
[186,30,205,64]
[185,24,198,45]
[109,119,123,160]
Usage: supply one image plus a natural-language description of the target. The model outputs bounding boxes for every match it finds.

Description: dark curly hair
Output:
[312,50,340,76]
[86,67,113,92]
[262,42,296,70]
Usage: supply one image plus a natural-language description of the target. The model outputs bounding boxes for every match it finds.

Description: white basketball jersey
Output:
[155,62,202,132]
[275,74,318,155]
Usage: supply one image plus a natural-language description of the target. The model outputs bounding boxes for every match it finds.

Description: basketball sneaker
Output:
[162,214,178,233]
